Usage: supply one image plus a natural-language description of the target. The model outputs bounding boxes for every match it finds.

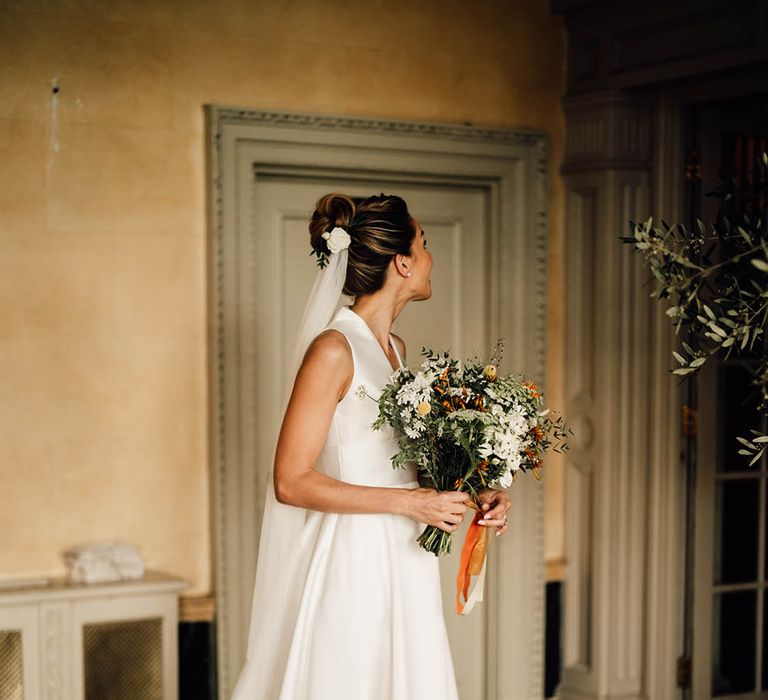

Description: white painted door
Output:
[252,177,489,699]
[694,359,768,699]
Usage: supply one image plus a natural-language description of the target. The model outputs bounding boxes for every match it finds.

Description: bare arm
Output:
[273,329,469,530]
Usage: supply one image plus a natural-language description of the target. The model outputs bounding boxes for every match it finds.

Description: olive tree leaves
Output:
[621,152,768,466]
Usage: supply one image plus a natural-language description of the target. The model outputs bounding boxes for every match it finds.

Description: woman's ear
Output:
[394,253,410,278]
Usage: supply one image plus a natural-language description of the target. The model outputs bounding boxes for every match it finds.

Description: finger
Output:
[478,517,506,526]
[443,512,463,525]
[488,502,511,519]
[483,508,505,520]
[448,492,471,502]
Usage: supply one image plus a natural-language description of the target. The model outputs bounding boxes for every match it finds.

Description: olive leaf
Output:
[621,152,768,463]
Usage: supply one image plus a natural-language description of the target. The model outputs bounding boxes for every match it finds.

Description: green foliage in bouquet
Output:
[621,152,768,466]
[356,339,570,556]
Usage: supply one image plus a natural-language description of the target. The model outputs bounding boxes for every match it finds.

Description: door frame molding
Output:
[205,105,549,699]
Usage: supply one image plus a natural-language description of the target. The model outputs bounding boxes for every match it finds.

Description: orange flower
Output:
[523,381,540,398]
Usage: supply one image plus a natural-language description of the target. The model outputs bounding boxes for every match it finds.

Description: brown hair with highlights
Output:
[309,192,416,297]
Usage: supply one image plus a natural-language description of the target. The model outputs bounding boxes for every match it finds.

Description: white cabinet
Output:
[0,571,186,700]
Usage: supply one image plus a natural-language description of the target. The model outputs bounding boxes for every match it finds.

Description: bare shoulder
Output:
[390,332,406,361]
[304,328,353,368]
[300,329,353,400]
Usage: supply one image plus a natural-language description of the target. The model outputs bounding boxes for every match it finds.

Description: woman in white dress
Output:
[230,193,512,700]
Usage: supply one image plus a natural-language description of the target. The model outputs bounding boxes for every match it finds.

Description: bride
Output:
[230,192,511,699]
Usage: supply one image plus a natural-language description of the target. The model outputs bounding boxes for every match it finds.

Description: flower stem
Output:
[417,524,453,556]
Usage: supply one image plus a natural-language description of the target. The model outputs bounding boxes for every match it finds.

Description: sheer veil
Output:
[232,245,350,695]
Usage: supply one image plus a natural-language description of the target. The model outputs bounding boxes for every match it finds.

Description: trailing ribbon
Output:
[456,501,492,615]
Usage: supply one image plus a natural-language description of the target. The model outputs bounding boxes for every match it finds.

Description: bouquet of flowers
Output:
[356,339,570,558]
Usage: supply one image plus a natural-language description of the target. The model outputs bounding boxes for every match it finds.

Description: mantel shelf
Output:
[0,570,187,605]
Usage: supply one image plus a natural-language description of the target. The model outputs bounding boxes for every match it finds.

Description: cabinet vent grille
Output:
[0,631,23,700]
[83,618,162,700]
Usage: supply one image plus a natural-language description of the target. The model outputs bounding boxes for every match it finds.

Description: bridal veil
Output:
[231,245,349,694]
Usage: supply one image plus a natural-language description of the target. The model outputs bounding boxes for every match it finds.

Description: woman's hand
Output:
[402,487,470,533]
[476,487,511,537]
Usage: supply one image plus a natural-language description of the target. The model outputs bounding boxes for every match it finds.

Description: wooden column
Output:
[559,89,658,700]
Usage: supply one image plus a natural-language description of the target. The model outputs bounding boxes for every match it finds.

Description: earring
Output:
[407,272,411,277]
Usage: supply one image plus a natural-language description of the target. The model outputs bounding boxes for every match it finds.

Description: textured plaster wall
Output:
[0,0,566,595]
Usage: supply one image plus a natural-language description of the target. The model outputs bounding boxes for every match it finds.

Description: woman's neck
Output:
[350,294,405,343]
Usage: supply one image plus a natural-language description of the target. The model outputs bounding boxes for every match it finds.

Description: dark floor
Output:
[179,620,217,700]
[545,580,562,697]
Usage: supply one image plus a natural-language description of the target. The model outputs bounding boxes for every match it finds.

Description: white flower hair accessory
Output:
[311,226,351,268]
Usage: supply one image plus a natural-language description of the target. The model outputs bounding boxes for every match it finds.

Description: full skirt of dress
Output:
[229,305,461,700]
[230,483,460,699]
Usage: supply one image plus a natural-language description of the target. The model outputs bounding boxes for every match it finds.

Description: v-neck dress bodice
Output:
[229,304,460,700]
[315,306,415,476]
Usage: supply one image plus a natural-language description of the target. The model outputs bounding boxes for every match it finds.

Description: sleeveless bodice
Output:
[316,305,417,488]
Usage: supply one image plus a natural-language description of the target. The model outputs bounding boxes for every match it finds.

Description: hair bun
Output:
[309,193,356,253]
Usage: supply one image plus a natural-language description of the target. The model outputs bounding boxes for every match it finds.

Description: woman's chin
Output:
[411,281,432,301]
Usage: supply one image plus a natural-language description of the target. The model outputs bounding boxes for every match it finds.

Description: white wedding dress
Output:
[230,304,460,700]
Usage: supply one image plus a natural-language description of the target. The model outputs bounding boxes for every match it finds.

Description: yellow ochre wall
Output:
[0,1,566,595]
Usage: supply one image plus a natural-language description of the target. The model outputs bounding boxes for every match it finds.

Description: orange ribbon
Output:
[456,501,492,614]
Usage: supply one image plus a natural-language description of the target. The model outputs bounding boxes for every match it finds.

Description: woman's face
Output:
[407,218,433,300]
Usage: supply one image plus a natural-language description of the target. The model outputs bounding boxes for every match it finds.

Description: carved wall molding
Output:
[558,81,691,700]
[559,89,675,699]
[212,106,547,148]
[562,91,653,173]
